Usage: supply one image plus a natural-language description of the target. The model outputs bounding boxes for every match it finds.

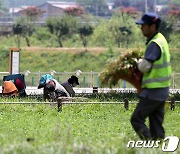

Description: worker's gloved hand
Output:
[137,58,152,73]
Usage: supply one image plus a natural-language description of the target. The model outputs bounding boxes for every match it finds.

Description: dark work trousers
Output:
[131,97,165,140]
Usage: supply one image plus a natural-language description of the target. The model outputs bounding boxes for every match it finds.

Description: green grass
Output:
[20,47,180,73]
[0,98,179,154]
[0,45,179,73]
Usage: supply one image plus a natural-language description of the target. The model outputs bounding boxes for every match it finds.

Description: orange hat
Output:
[2,81,18,96]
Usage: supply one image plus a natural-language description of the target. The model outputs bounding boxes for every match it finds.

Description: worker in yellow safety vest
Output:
[130,12,172,140]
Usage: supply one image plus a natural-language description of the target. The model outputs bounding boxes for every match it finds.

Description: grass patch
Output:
[0,47,179,72]
[0,99,179,154]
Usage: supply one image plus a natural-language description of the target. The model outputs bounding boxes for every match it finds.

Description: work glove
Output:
[137,58,152,73]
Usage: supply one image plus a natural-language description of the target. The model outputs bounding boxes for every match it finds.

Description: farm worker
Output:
[130,12,172,140]
[61,75,80,97]
[45,76,79,98]
[45,79,70,97]
[2,81,18,96]
[38,74,69,99]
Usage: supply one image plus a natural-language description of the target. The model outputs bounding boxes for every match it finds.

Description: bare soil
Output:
[22,47,109,54]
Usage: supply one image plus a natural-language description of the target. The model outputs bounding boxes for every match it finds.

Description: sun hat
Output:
[3,81,18,96]
[70,76,79,85]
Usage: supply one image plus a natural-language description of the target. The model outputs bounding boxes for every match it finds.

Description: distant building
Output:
[8,1,115,21]
[9,6,32,18]
[8,1,80,21]
[37,1,80,20]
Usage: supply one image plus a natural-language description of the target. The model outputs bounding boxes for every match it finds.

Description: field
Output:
[0,34,179,154]
[0,97,179,154]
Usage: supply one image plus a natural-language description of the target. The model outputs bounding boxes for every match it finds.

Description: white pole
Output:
[145,0,148,13]
[154,0,157,13]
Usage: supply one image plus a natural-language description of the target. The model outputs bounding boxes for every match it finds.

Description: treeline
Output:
[10,6,179,49]
[11,13,142,48]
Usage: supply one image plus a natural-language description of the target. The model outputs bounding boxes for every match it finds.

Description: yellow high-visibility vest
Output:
[142,33,172,88]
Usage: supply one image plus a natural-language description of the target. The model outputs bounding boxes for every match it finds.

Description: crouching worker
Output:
[45,79,70,100]
[38,74,79,100]
[61,75,79,97]
[2,81,18,97]
[38,74,68,100]
[2,74,27,97]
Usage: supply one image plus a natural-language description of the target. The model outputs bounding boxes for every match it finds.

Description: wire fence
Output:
[0,71,179,111]
[0,71,180,89]
[0,95,177,112]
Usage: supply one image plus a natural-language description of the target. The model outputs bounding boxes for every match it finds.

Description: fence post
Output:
[83,76,86,88]
[91,71,93,87]
[124,98,129,110]
[123,80,126,88]
[172,72,175,89]
[32,77,34,86]
[93,87,98,93]
[39,71,41,83]
[57,98,62,112]
[57,76,60,83]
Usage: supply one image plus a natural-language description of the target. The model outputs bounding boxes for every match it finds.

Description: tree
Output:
[78,25,94,48]
[159,19,173,43]
[77,0,108,16]
[46,15,76,47]
[168,0,180,5]
[21,6,45,21]
[115,6,140,18]
[13,17,34,47]
[167,5,180,19]
[91,19,113,47]
[13,23,23,48]
[165,4,180,31]
[64,6,85,16]
[13,7,44,47]
[108,13,140,48]
[119,26,132,48]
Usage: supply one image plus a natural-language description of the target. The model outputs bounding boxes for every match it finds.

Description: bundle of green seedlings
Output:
[100,50,143,93]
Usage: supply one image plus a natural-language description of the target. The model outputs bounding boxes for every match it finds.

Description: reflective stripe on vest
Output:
[142,33,172,88]
[153,62,170,69]
[142,75,171,85]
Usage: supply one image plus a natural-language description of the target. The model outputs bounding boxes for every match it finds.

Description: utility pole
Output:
[145,0,148,13]
[95,3,98,16]
[154,0,157,13]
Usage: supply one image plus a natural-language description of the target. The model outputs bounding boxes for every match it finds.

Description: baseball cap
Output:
[136,12,161,25]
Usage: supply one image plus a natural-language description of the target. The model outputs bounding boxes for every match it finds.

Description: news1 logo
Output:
[162,136,179,152]
[127,136,179,152]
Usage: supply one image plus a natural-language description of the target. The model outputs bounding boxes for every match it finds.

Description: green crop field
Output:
[0,97,179,154]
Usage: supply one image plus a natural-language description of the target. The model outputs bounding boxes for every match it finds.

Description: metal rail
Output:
[0,97,177,112]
